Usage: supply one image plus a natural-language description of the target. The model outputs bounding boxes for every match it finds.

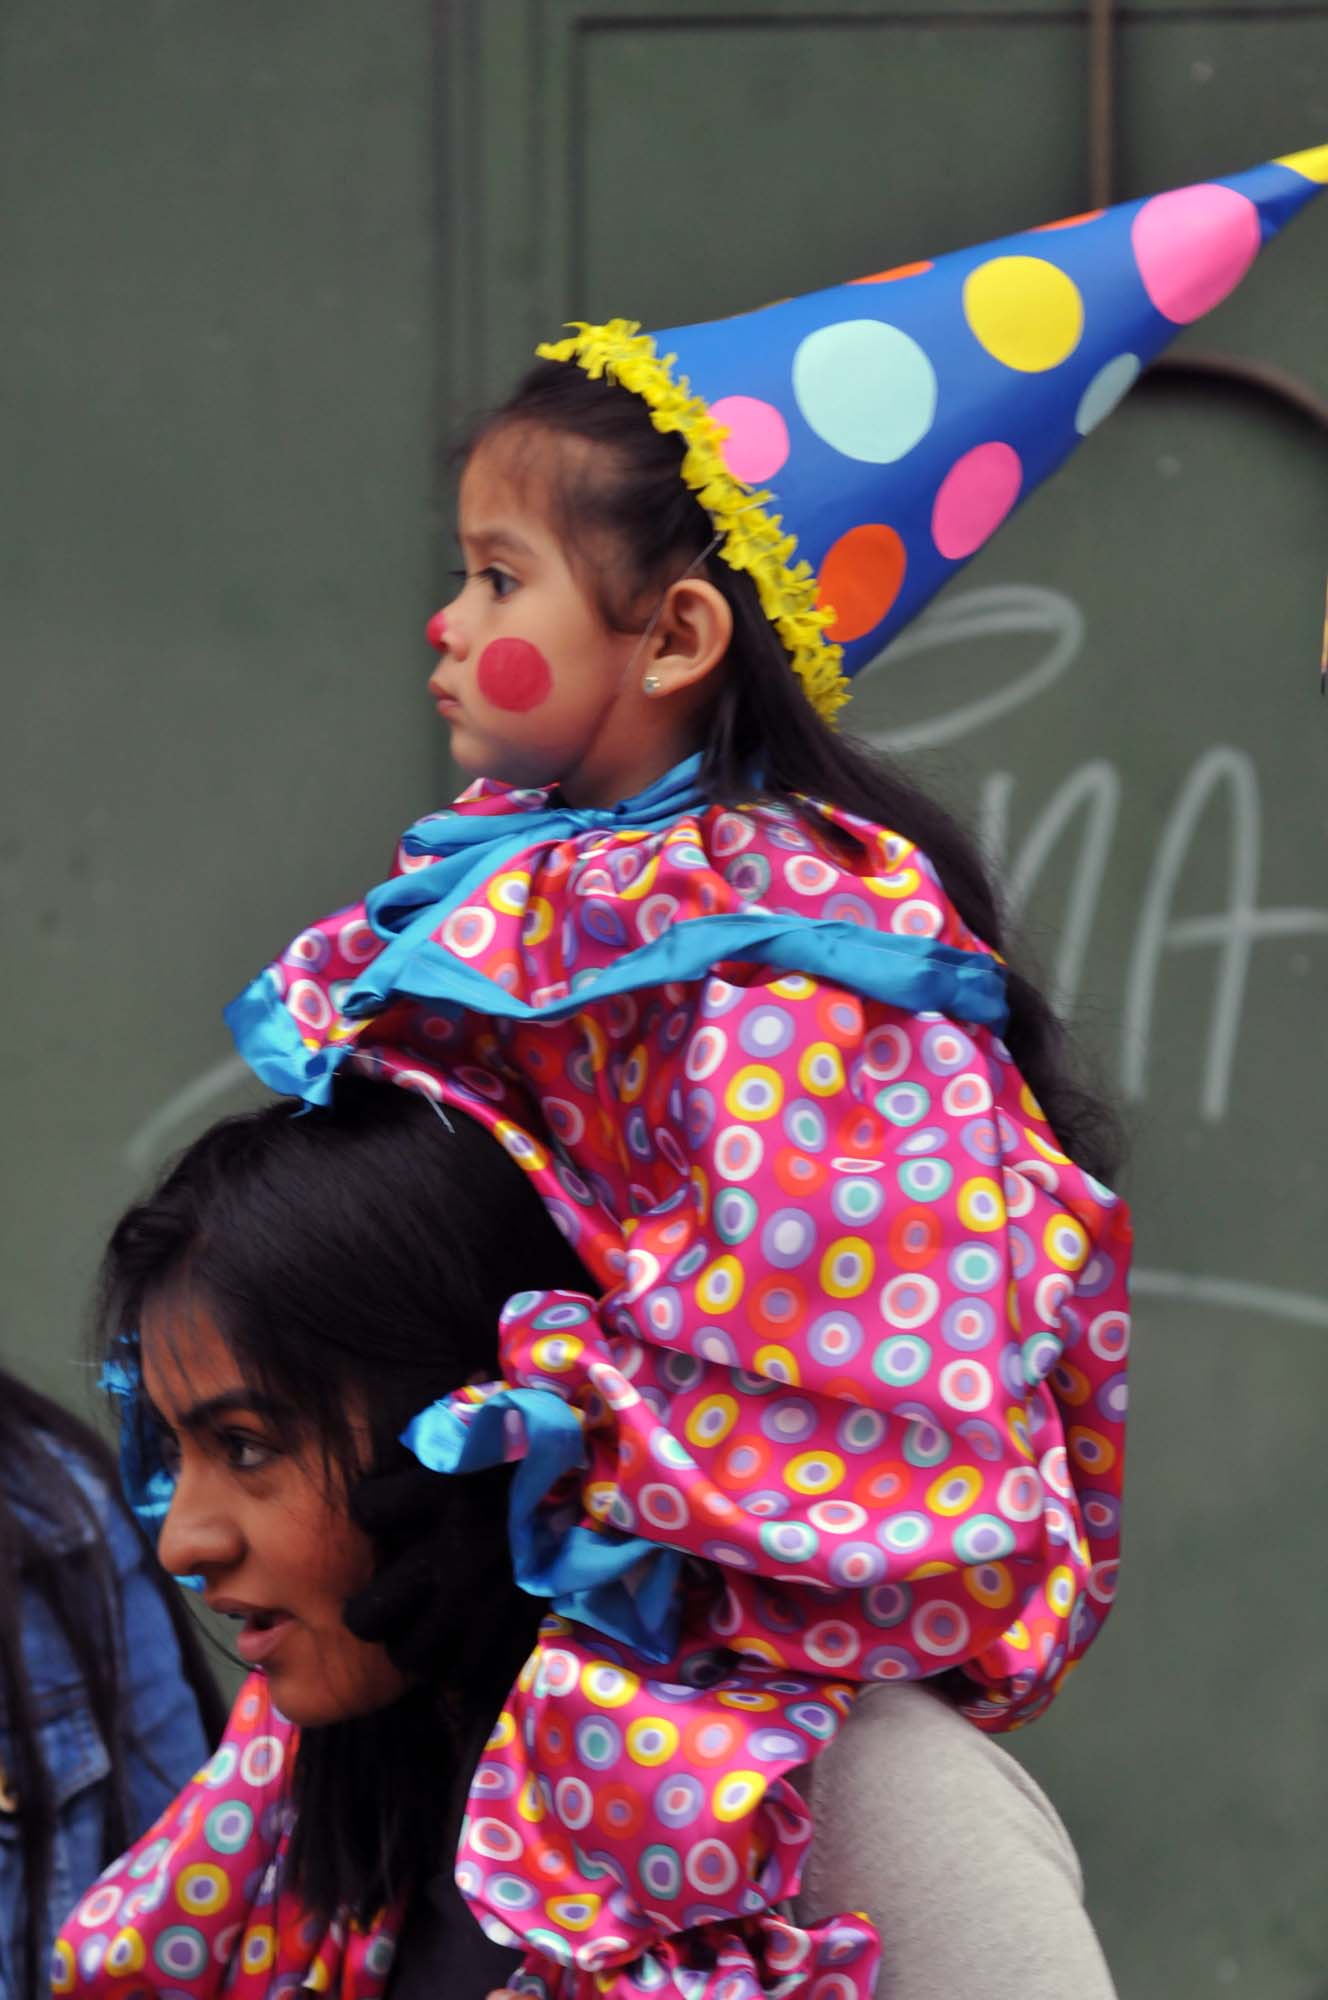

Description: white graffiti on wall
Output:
[869,585,1328,1123]
[1120,748,1328,1120]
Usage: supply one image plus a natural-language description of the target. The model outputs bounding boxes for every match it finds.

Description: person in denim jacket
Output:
[0,1365,224,1999]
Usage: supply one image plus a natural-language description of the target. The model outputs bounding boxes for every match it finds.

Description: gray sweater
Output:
[793,1683,1118,2000]
[393,1681,1117,1998]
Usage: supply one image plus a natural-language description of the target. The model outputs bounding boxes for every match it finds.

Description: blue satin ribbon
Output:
[369,754,710,934]
[403,1388,685,1662]
[226,756,1008,1106]
[100,1347,204,1592]
[226,967,345,1103]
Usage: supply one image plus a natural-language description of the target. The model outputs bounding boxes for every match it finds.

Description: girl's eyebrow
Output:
[460,526,536,560]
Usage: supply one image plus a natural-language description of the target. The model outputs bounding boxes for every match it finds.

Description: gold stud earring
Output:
[642,672,662,696]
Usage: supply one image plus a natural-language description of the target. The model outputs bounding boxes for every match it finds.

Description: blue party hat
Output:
[538,145,1328,720]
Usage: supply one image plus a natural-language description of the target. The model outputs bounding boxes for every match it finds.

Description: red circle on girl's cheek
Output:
[476,638,553,713]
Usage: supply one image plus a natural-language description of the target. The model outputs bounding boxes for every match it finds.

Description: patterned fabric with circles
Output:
[55,1675,400,1999]
[454,1617,881,1995]
[223,782,1132,1995]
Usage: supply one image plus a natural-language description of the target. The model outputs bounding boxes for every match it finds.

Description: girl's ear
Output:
[646,577,733,695]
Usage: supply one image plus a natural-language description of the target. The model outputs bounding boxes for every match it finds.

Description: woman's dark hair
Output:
[0,1369,225,2000]
[466,362,1122,1182]
[95,1075,596,1921]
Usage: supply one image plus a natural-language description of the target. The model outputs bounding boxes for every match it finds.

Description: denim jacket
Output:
[0,1430,210,1994]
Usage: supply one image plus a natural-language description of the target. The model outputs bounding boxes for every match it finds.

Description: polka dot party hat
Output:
[538,145,1328,722]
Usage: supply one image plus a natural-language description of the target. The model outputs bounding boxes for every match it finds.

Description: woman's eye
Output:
[219,1430,276,1473]
[153,1427,182,1477]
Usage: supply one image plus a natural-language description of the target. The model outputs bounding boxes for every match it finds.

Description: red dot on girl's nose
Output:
[425,610,449,653]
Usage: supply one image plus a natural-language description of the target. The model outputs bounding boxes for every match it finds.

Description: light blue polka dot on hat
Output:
[1075,352,1140,434]
[792,318,938,464]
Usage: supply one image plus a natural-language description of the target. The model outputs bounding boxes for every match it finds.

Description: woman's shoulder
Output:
[798,1682,1084,1885]
[794,1684,1117,2000]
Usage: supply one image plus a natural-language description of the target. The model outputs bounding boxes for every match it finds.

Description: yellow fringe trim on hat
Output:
[535,319,851,723]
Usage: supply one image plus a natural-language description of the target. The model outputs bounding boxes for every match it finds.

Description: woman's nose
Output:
[156,1466,244,1582]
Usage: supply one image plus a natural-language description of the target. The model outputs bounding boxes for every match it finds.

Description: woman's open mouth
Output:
[233,1608,297,1666]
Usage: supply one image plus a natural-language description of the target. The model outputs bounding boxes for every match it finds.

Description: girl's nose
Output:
[156,1468,244,1582]
[426,591,470,660]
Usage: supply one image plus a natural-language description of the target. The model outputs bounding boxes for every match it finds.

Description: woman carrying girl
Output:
[118,151,1328,1995]
[62,1077,1115,1999]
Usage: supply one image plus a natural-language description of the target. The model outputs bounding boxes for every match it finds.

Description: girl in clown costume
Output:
[66,149,1327,2000]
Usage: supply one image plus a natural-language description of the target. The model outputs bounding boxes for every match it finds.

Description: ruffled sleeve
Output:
[416,961,1129,1721]
[53,1676,399,2000]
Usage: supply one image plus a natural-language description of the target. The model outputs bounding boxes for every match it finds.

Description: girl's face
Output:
[429,437,687,807]
[142,1293,409,1728]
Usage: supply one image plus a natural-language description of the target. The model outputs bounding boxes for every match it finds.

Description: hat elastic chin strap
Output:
[621,526,726,689]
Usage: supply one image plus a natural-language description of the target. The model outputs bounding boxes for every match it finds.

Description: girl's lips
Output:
[433,694,462,718]
[235,1614,297,1666]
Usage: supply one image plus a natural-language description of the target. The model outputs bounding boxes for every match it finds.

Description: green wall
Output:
[4,6,1327,1996]
[1,0,441,1381]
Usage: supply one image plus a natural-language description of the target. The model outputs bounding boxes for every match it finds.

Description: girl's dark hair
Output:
[0,1369,225,2000]
[467,363,1122,1183]
[95,1076,596,1921]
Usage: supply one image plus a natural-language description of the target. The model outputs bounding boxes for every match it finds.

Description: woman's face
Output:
[142,1291,409,1727]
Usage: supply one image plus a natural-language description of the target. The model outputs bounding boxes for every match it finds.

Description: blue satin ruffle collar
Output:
[226,756,1007,1109]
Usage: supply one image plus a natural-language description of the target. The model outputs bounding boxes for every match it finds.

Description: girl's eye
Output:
[449,564,518,601]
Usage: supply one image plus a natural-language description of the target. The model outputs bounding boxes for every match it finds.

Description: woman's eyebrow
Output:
[173,1388,288,1433]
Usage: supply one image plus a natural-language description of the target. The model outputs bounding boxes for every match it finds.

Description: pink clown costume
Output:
[224,767,1129,2000]
[61,149,1326,2000]
[53,1677,397,2000]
